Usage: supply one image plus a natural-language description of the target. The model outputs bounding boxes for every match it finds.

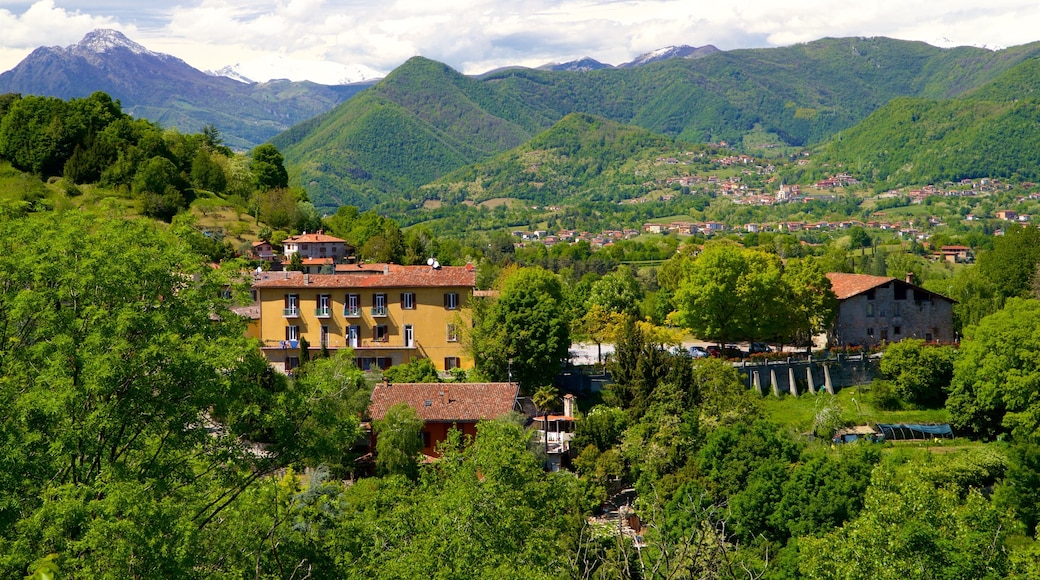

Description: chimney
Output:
[384,264,390,275]
[441,387,449,405]
[905,272,914,285]
[303,273,310,285]
[563,394,575,418]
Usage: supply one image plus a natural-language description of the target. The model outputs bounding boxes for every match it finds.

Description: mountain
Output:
[618,45,721,67]
[817,56,1040,186]
[274,37,1040,210]
[538,57,613,72]
[421,113,680,206]
[208,57,382,85]
[0,29,373,149]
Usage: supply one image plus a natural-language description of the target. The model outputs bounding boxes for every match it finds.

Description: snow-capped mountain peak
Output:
[77,29,155,57]
[619,44,720,68]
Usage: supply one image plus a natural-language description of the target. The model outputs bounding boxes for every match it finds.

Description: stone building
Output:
[826,272,955,348]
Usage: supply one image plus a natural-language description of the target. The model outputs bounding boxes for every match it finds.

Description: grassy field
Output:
[760,383,950,435]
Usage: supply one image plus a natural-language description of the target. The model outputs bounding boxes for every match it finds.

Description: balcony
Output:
[370,306,388,317]
[314,307,331,318]
[283,307,299,318]
[344,306,361,318]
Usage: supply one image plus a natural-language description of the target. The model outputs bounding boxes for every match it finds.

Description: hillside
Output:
[421,113,681,206]
[275,37,1040,210]
[817,56,1040,187]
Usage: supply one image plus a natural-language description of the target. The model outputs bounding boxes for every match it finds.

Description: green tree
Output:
[374,403,424,479]
[190,149,227,192]
[250,143,289,190]
[994,438,1040,536]
[383,357,441,383]
[799,467,1013,580]
[947,298,1040,439]
[880,339,956,407]
[671,241,786,344]
[0,212,335,576]
[979,224,1040,301]
[470,267,571,391]
[779,256,838,347]
[588,267,643,317]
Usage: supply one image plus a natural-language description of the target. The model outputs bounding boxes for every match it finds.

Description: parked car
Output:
[688,346,710,358]
[723,344,745,359]
[749,342,772,354]
[707,345,744,359]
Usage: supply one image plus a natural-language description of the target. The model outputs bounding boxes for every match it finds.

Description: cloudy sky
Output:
[1,0,1038,84]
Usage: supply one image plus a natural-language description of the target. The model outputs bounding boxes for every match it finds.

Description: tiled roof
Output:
[369,382,519,422]
[283,232,346,244]
[825,273,895,300]
[252,264,477,289]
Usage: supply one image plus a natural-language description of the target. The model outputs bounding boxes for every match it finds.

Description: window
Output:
[447,323,458,342]
[865,289,875,301]
[867,327,874,337]
[283,294,299,317]
[421,431,432,448]
[285,325,299,342]
[866,303,874,317]
[372,293,388,317]
[321,324,330,347]
[894,326,901,336]
[401,292,416,309]
[374,324,388,342]
[894,285,907,301]
[345,293,360,317]
[880,328,888,341]
[444,356,461,370]
[250,289,258,302]
[286,356,299,372]
[316,294,331,317]
[914,289,931,302]
[444,292,459,310]
[926,332,934,342]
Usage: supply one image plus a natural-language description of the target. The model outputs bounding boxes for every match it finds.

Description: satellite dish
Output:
[427,257,435,266]
[433,260,440,269]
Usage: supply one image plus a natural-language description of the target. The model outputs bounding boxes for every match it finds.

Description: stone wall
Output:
[735,354,880,396]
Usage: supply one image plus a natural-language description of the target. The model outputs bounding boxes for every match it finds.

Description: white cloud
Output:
[2,0,1040,82]
[0,0,127,48]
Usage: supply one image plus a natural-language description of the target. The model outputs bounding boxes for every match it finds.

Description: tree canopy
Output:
[469,267,571,391]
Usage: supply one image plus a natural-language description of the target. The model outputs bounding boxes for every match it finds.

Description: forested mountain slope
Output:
[273,37,1040,209]
[817,56,1040,187]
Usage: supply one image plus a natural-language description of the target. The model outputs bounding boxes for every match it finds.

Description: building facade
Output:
[281,231,352,262]
[252,264,476,373]
[826,272,955,348]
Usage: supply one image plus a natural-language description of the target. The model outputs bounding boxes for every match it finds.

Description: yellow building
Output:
[252,264,476,373]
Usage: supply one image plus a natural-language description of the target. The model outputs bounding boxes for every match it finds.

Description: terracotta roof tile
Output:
[369,382,520,422]
[825,272,895,300]
[252,264,476,289]
[283,232,347,244]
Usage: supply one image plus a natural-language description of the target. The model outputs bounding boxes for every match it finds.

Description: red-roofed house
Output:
[282,231,353,263]
[368,382,521,459]
[251,240,276,261]
[825,272,955,347]
[252,264,477,373]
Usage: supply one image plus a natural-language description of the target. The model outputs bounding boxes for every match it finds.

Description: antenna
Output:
[427,257,435,266]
